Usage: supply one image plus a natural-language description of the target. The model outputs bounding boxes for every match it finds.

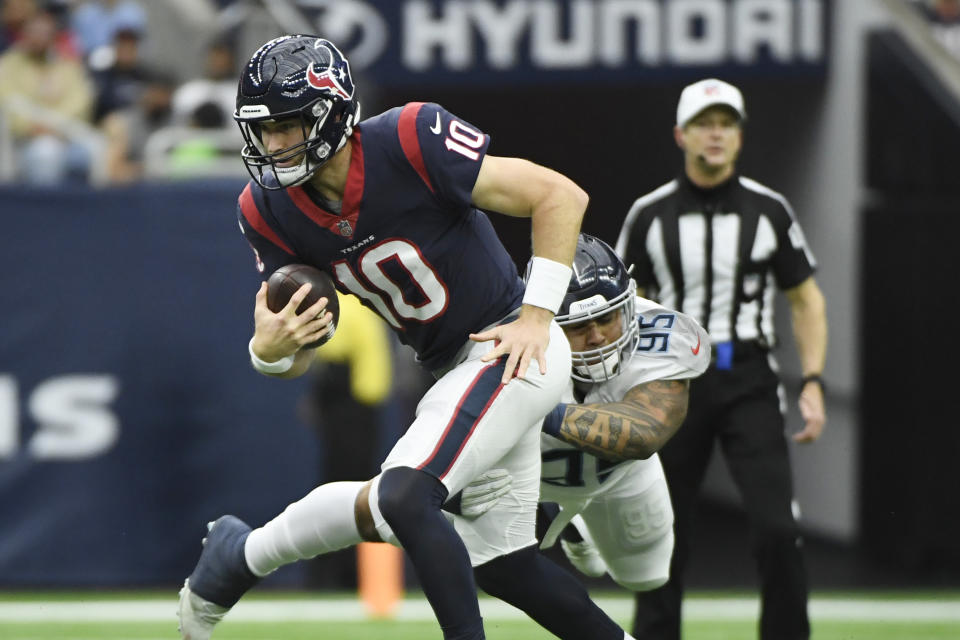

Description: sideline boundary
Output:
[0,596,957,623]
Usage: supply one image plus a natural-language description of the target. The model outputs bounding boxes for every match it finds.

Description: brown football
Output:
[266,264,340,348]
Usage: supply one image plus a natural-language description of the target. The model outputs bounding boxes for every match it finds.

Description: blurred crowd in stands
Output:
[0,0,242,186]
[3,0,959,187]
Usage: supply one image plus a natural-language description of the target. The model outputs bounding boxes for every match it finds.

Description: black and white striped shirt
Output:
[615,174,816,346]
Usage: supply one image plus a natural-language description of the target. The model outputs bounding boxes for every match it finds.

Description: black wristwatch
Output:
[800,374,825,394]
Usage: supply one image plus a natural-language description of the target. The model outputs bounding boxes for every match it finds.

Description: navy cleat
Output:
[177,516,259,640]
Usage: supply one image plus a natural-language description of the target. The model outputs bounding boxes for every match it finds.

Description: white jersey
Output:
[540,297,710,500]
[537,298,708,591]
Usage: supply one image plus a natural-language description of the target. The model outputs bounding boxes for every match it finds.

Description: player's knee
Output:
[616,574,669,592]
[377,467,447,526]
[609,549,672,593]
[354,480,381,542]
[609,528,674,593]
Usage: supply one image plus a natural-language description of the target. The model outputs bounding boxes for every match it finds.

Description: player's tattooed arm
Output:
[554,380,690,462]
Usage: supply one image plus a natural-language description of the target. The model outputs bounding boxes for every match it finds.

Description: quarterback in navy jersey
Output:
[179,35,640,640]
[237,100,525,371]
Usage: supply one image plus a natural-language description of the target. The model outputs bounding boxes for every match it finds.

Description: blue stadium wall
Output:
[0,181,319,587]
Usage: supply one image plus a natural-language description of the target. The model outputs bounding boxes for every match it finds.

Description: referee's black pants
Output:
[632,350,810,640]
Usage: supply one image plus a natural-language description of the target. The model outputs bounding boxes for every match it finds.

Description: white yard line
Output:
[0,597,957,623]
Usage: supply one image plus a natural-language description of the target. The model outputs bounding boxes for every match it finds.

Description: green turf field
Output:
[1,620,958,640]
[0,590,956,639]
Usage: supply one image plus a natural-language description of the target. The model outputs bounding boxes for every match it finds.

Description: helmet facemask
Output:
[237,96,356,189]
[558,281,640,383]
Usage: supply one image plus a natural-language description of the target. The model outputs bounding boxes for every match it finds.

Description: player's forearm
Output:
[551,380,690,462]
[519,173,586,318]
[529,176,588,265]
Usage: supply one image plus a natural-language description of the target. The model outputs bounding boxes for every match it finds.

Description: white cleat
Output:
[178,578,230,640]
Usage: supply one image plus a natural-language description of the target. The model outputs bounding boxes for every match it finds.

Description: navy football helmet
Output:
[235,35,360,189]
[552,234,639,382]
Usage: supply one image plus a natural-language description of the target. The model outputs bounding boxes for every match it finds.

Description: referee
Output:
[616,79,827,640]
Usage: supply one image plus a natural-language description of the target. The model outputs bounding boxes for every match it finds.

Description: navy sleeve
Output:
[236,183,296,279]
[395,102,490,211]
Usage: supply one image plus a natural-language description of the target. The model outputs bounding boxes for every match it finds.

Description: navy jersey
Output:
[236,102,524,371]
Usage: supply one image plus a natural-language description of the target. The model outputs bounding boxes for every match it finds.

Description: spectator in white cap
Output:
[617,77,827,640]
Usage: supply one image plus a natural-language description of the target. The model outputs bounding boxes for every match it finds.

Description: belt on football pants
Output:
[430,308,522,379]
[711,339,769,371]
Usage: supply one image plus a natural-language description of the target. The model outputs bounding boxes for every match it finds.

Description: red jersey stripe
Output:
[238,184,294,255]
[398,102,435,194]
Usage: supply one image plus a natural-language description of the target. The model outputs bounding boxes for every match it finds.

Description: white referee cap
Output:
[676,78,746,128]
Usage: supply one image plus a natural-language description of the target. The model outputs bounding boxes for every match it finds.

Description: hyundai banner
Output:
[280,0,829,85]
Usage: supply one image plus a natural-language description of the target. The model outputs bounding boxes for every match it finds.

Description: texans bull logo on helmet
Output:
[306,59,353,102]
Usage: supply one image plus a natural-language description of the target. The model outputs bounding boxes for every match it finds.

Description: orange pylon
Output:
[357,541,404,618]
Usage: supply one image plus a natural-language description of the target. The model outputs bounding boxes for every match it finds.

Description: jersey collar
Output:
[286,131,364,238]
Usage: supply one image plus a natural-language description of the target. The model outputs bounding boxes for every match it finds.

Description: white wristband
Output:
[522,256,573,314]
[248,337,295,374]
